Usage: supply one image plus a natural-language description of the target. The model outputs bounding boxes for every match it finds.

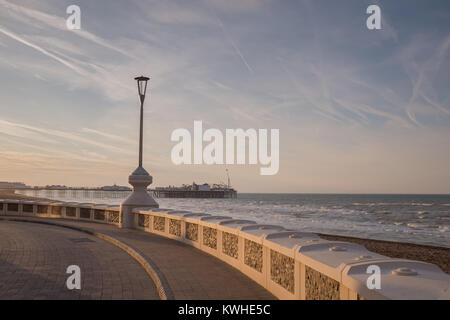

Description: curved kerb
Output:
[0,217,174,300]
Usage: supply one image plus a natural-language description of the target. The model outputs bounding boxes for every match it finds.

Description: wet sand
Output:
[1,189,448,274]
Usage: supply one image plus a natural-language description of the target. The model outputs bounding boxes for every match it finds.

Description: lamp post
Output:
[120,76,159,229]
[136,76,148,169]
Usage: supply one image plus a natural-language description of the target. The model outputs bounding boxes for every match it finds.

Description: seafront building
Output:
[0,181,30,189]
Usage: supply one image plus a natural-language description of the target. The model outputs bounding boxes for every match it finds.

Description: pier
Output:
[152,189,237,198]
[15,187,237,200]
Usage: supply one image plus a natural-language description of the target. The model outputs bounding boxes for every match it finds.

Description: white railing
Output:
[0,199,120,225]
[1,198,449,300]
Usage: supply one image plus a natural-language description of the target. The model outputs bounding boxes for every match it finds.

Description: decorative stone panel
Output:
[153,216,165,232]
[23,204,33,213]
[80,208,91,219]
[270,250,295,293]
[66,207,76,217]
[222,232,238,259]
[202,226,217,249]
[244,239,263,272]
[138,214,150,228]
[8,203,18,212]
[185,223,198,241]
[94,209,105,220]
[169,219,181,236]
[52,206,62,216]
[37,205,48,214]
[107,211,119,224]
[305,265,340,300]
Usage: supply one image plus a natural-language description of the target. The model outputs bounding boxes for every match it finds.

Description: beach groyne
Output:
[1,198,449,300]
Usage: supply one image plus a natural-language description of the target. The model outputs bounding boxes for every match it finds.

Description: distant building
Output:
[153,181,236,198]
[190,182,211,191]
[101,184,132,191]
[45,185,68,190]
[0,181,29,189]
[197,183,211,191]
[156,182,234,192]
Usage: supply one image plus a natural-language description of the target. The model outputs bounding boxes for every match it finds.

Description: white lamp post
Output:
[120,76,159,228]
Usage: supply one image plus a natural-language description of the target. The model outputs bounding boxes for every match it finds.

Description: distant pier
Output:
[14,187,237,200]
[153,189,237,199]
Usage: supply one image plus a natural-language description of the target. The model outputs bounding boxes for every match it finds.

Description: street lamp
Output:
[135,76,150,169]
[120,75,159,229]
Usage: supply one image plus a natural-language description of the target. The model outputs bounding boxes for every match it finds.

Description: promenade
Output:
[1,195,449,300]
[0,217,275,300]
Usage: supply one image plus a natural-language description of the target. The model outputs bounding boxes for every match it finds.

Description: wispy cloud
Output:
[216,18,254,74]
[81,128,134,144]
[0,119,129,154]
[205,0,267,13]
[0,0,449,192]
[0,26,85,75]
[0,0,133,58]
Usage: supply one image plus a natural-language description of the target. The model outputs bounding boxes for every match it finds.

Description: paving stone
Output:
[1,217,275,300]
[0,221,159,300]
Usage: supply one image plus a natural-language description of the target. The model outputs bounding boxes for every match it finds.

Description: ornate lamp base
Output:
[120,166,159,228]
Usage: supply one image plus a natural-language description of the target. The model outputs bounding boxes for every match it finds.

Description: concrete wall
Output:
[1,198,449,300]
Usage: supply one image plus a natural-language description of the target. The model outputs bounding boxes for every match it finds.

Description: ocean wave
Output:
[407,223,425,229]
[352,202,400,206]
[374,210,391,214]
[48,194,450,248]
[352,202,434,207]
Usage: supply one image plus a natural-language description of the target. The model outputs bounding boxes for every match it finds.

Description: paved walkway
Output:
[0,221,159,300]
[0,217,275,300]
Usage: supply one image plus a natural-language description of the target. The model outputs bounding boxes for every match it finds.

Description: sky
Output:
[0,0,449,193]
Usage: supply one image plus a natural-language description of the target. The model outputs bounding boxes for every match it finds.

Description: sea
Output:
[20,191,450,248]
